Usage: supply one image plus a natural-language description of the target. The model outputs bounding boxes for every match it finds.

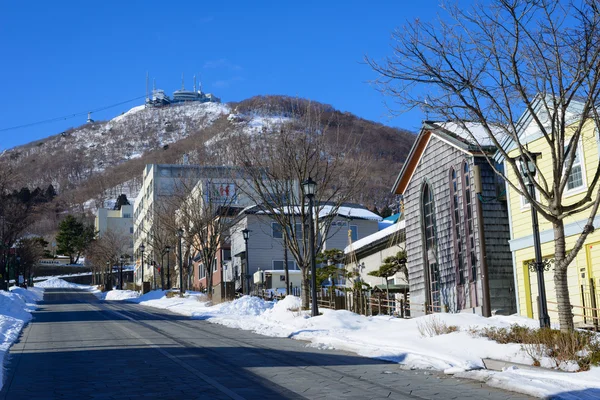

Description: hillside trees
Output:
[368,0,600,330]
[232,99,372,309]
[0,170,49,289]
[56,215,95,264]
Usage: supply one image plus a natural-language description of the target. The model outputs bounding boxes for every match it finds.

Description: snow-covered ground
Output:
[0,286,44,391]
[101,291,599,399]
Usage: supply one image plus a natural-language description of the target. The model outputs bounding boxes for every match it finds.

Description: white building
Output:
[133,164,258,286]
[344,218,407,290]
[95,204,134,258]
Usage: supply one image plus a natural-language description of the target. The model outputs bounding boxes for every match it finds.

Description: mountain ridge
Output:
[0,95,415,212]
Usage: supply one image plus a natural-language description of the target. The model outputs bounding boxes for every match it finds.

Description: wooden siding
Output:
[402,134,515,315]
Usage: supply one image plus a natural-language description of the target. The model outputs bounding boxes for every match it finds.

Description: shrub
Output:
[473,324,600,371]
[417,316,459,337]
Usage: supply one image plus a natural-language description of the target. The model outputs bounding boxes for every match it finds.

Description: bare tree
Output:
[368,0,600,330]
[86,229,129,289]
[232,99,371,309]
[175,177,241,299]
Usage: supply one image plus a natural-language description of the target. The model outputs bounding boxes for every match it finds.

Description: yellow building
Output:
[501,98,600,327]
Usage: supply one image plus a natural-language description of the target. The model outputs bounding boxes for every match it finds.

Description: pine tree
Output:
[45,184,57,200]
[113,194,130,210]
[56,215,95,264]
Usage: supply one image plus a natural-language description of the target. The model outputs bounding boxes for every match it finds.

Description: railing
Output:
[547,300,599,331]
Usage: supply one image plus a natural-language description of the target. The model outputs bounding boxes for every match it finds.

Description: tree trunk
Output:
[207,265,213,300]
[553,221,574,331]
[301,267,310,309]
[284,240,290,295]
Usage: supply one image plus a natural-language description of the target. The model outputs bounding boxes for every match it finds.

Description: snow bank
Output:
[219,296,273,316]
[35,278,92,289]
[128,292,600,399]
[0,288,44,391]
[95,290,140,301]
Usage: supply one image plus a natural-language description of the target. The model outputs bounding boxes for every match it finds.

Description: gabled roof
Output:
[391,121,498,195]
[494,95,586,162]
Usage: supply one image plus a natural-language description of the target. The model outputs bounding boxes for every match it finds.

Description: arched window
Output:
[449,168,466,286]
[462,162,477,283]
[422,182,440,312]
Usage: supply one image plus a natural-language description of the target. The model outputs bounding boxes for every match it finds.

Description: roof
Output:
[240,202,381,221]
[391,121,499,195]
[344,220,405,254]
[494,95,587,163]
[373,283,409,292]
[383,213,401,223]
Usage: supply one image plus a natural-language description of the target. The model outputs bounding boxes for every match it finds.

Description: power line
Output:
[0,95,147,133]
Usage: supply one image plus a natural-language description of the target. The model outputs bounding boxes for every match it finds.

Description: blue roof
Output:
[383,213,401,223]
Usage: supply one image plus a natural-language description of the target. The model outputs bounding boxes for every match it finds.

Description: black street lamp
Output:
[242,228,251,295]
[165,245,171,289]
[140,243,145,292]
[518,153,551,328]
[119,255,124,290]
[177,228,184,295]
[302,176,319,317]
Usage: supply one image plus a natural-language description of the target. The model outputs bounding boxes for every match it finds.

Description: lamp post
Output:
[140,243,145,292]
[242,228,251,295]
[165,245,171,289]
[518,153,551,328]
[119,256,124,290]
[302,176,319,317]
[177,228,184,295]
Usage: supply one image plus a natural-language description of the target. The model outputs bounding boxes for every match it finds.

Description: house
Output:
[344,217,407,291]
[498,98,600,327]
[95,204,134,258]
[392,121,516,316]
[229,203,382,294]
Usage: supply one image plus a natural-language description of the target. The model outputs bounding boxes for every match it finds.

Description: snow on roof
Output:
[242,203,381,221]
[318,205,382,221]
[344,220,405,254]
[434,121,505,147]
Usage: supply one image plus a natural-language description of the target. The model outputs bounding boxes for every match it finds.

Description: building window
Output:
[123,213,131,218]
[421,182,440,312]
[462,162,477,282]
[130,227,134,234]
[199,263,206,279]
[223,249,231,261]
[449,168,466,286]
[213,259,218,272]
[273,260,296,270]
[272,222,283,239]
[565,143,585,191]
[350,225,358,242]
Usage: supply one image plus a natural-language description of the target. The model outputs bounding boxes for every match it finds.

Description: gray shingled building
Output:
[391,122,516,317]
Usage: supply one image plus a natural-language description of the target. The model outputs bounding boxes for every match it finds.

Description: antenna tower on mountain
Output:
[181,73,185,90]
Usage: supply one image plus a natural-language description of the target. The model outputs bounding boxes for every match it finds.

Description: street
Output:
[0,289,533,400]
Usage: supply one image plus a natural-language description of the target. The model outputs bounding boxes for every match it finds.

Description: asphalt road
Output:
[0,289,534,400]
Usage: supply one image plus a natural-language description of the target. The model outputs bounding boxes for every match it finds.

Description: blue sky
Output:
[0,1,441,150]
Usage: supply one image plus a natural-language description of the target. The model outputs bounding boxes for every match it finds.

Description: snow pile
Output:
[128,292,600,399]
[96,290,140,301]
[0,287,44,391]
[36,278,92,289]
[219,296,273,316]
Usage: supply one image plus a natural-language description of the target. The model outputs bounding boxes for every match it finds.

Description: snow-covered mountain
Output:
[0,96,415,210]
